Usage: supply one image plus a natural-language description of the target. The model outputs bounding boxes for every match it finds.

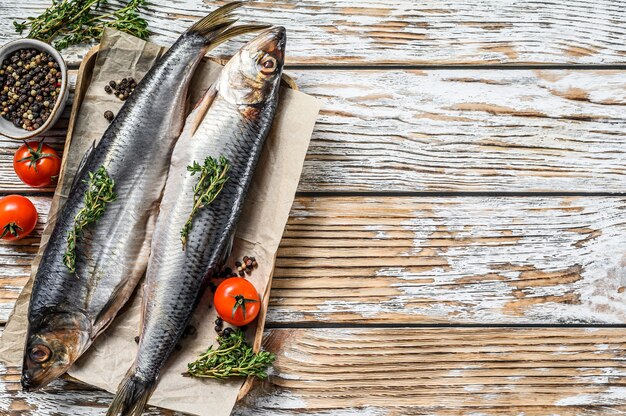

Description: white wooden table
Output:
[1,1,626,414]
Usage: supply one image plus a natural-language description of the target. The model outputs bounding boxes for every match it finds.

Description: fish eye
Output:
[29,345,51,363]
[259,56,278,75]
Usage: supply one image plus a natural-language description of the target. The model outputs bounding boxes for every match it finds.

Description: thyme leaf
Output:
[180,156,230,248]
[184,329,275,380]
[63,165,116,273]
[13,0,149,51]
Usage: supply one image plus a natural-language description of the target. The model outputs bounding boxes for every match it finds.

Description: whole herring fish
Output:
[21,2,263,391]
[106,27,286,416]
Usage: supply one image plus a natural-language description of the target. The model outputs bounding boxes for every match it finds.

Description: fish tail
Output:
[210,24,272,46]
[106,370,155,416]
[187,2,269,46]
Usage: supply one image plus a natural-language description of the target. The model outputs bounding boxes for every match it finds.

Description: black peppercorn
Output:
[104,85,112,94]
[104,110,114,122]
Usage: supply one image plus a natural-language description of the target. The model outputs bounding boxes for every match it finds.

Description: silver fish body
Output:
[107,27,286,416]
[21,3,253,391]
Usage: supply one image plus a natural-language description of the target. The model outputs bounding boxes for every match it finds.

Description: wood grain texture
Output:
[292,68,626,192]
[3,328,626,415]
[269,196,626,324]
[1,0,626,66]
[1,70,626,193]
[4,196,626,325]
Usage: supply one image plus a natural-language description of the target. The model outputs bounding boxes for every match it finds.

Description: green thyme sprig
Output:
[180,156,230,248]
[184,329,275,380]
[63,166,116,273]
[14,0,149,51]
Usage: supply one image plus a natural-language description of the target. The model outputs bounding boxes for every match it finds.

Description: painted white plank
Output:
[1,70,626,193]
[291,68,626,192]
[3,328,626,415]
[268,196,626,324]
[0,0,625,66]
[4,196,626,325]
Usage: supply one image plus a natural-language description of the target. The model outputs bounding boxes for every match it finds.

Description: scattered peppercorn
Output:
[134,336,140,343]
[222,327,234,338]
[214,255,260,281]
[182,325,197,339]
[104,110,114,122]
[107,77,136,101]
[0,49,61,131]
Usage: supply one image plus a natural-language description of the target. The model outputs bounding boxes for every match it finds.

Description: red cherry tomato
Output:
[0,195,38,241]
[13,141,61,188]
[214,277,261,326]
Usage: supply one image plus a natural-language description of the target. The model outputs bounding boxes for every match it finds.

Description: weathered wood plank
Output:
[1,69,626,193]
[4,196,626,325]
[1,0,626,66]
[293,68,626,192]
[3,328,626,415]
[269,196,626,324]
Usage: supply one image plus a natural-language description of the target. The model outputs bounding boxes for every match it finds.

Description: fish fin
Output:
[188,84,218,136]
[207,24,272,47]
[186,2,269,47]
[70,140,95,190]
[106,370,155,416]
[222,232,235,265]
[186,1,243,37]
[92,282,129,335]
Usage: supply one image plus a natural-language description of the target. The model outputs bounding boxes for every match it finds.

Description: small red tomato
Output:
[13,141,61,188]
[0,195,38,241]
[214,277,261,326]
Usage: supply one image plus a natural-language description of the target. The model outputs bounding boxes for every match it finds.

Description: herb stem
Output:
[180,156,230,248]
[14,0,149,50]
[186,329,275,380]
[63,166,116,273]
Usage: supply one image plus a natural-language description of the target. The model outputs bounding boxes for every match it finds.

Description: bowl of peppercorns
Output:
[0,39,69,140]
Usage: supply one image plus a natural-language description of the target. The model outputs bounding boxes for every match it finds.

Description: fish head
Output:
[21,311,91,391]
[218,26,286,106]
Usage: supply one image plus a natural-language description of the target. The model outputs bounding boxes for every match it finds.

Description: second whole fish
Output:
[106,26,286,416]
[20,2,263,391]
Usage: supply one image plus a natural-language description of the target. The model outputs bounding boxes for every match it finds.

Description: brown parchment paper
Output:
[0,29,321,416]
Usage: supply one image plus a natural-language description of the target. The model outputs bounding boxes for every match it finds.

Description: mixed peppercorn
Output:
[105,77,136,101]
[0,49,62,131]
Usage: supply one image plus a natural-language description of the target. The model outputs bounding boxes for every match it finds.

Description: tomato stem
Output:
[231,294,259,320]
[1,222,23,239]
[17,140,60,171]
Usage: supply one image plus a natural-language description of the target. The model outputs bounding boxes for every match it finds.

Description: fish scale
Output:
[21,2,259,392]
